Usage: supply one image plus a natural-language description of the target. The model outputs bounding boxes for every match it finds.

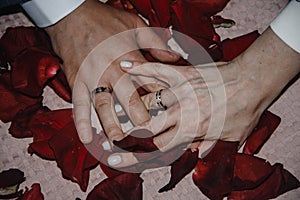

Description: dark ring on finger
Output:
[91,86,112,99]
[155,89,167,110]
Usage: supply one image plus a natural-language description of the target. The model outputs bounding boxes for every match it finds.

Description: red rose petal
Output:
[47,70,72,103]
[170,0,223,61]
[8,104,45,138]
[150,0,172,27]
[159,149,198,192]
[10,50,60,97]
[192,141,238,199]
[19,183,44,200]
[113,129,157,153]
[184,0,230,16]
[128,0,152,17]
[220,31,260,62]
[230,155,300,200]
[232,154,274,190]
[0,27,53,60]
[86,173,143,200]
[48,122,100,191]
[243,111,281,155]
[0,27,62,98]
[28,124,57,160]
[28,141,56,160]
[28,108,73,131]
[0,73,42,123]
[113,129,189,173]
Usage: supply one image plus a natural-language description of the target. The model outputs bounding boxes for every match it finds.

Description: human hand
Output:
[45,0,179,144]
[107,27,300,168]
[110,60,263,167]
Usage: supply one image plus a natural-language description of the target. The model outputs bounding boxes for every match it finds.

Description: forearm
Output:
[238,27,300,112]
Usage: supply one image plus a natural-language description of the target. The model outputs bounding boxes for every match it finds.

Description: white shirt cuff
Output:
[270,0,300,53]
[21,0,85,28]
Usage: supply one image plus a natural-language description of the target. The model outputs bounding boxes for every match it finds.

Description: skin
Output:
[109,28,300,167]
[44,0,179,144]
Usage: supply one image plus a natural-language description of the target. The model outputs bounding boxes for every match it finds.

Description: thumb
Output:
[135,20,180,62]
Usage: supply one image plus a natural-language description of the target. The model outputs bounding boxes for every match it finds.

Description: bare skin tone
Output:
[45,0,179,144]
[108,28,300,167]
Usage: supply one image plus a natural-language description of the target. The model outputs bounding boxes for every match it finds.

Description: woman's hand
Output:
[107,28,300,168]
[45,0,179,144]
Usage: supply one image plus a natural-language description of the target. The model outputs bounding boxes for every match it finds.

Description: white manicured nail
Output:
[120,61,132,68]
[108,155,122,166]
[102,140,111,151]
[114,104,122,113]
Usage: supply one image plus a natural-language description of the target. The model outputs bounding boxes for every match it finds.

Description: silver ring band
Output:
[156,89,167,110]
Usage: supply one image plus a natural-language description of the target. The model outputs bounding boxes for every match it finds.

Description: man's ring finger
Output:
[91,86,112,99]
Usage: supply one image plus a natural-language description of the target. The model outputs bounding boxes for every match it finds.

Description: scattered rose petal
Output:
[19,183,44,200]
[220,31,260,61]
[192,141,238,199]
[8,104,46,138]
[128,0,152,17]
[28,108,73,131]
[230,154,300,199]
[159,149,198,192]
[0,72,42,123]
[0,27,62,98]
[47,70,72,103]
[243,111,281,155]
[48,122,100,191]
[86,173,143,200]
[28,125,57,160]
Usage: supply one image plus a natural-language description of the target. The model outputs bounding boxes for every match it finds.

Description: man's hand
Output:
[45,0,179,144]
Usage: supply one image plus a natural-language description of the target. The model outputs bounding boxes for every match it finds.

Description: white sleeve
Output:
[21,0,85,28]
[270,0,300,53]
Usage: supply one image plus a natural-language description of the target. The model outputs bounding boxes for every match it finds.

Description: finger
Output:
[106,52,151,126]
[107,152,139,168]
[112,70,150,126]
[130,75,168,93]
[126,107,177,137]
[107,128,185,168]
[120,61,190,87]
[93,90,124,142]
[140,79,198,110]
[141,88,177,110]
[72,81,93,144]
[135,19,180,62]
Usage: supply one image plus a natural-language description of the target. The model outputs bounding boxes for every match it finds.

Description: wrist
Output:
[237,28,300,111]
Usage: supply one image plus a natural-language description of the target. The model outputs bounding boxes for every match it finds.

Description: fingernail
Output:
[102,140,111,151]
[114,103,122,113]
[108,155,122,166]
[120,61,132,68]
[80,134,92,144]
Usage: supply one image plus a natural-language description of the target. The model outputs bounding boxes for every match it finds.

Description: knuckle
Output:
[74,99,89,108]
[153,137,165,150]
[128,95,142,107]
[106,127,122,140]
[186,67,200,80]
[94,95,112,110]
